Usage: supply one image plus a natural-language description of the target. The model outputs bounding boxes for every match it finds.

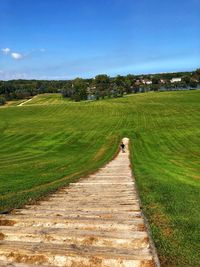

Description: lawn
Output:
[0,90,199,266]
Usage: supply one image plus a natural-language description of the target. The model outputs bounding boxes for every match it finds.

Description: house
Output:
[86,86,96,95]
[160,79,166,84]
[135,80,142,86]
[86,86,96,100]
[146,80,153,85]
[141,79,152,85]
[171,78,182,83]
[191,77,199,83]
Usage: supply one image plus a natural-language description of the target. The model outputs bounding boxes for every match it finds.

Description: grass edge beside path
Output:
[129,134,200,267]
[0,135,121,213]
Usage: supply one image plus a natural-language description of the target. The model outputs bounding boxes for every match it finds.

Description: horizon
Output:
[0,0,200,80]
[0,68,198,82]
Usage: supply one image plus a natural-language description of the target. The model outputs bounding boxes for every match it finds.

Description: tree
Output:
[71,78,87,101]
[150,84,160,91]
[196,68,200,75]
[124,74,135,93]
[117,86,124,97]
[115,75,125,86]
[114,75,126,96]
[189,81,198,89]
[182,75,190,85]
[152,77,160,84]
[94,75,110,99]
[61,81,73,98]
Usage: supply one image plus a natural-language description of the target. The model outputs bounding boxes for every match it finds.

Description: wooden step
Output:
[0,261,59,267]
[0,214,141,224]
[0,227,149,250]
[0,241,154,267]
[0,218,145,231]
[11,210,142,220]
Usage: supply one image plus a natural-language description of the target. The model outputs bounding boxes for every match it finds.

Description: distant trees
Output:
[0,80,72,102]
[195,68,200,76]
[0,96,6,106]
[0,69,199,103]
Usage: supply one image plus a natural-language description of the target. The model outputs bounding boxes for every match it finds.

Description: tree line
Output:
[0,69,200,105]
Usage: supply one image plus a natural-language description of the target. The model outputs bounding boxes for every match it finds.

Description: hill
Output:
[0,90,199,266]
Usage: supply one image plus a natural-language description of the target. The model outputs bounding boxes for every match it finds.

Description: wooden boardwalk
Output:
[0,138,158,267]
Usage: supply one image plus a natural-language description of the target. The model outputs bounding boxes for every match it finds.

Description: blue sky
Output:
[0,0,199,80]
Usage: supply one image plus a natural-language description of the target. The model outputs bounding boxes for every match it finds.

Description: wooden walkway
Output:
[0,138,158,267]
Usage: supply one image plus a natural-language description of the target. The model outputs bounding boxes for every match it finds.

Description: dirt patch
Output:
[89,257,103,266]
[0,219,16,226]
[83,236,98,246]
[141,259,156,267]
[9,252,46,265]
[149,202,174,238]
[71,258,102,267]
[100,214,113,219]
[44,234,55,242]
[143,236,150,244]
[138,223,146,231]
[0,233,5,240]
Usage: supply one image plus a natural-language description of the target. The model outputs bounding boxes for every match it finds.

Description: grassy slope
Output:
[125,92,200,267]
[21,93,71,105]
[0,94,121,211]
[0,91,199,266]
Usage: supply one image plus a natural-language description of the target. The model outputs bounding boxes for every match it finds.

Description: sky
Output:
[0,0,200,80]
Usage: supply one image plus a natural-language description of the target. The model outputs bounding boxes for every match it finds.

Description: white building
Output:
[141,79,152,85]
[146,80,152,85]
[171,78,182,83]
[160,79,166,84]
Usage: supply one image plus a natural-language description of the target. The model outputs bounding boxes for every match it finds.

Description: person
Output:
[120,142,125,153]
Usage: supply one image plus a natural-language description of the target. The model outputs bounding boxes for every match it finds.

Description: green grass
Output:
[0,91,199,266]
[21,93,71,105]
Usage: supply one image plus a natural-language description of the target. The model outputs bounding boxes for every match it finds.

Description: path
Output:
[18,96,37,106]
[0,138,158,267]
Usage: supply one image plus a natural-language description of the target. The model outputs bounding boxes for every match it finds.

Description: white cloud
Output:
[1,48,23,60]
[0,70,29,80]
[2,48,11,54]
[11,52,23,60]
[1,47,46,61]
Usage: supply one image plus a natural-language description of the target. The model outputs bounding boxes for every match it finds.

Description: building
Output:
[171,78,182,83]
[86,86,96,100]
[146,80,153,85]
[160,79,166,84]
[135,80,142,86]
[141,79,152,85]
[191,77,199,83]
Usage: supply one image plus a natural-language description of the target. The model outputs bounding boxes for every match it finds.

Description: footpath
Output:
[0,138,159,267]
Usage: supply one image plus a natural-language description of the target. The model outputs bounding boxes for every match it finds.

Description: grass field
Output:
[0,91,199,266]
